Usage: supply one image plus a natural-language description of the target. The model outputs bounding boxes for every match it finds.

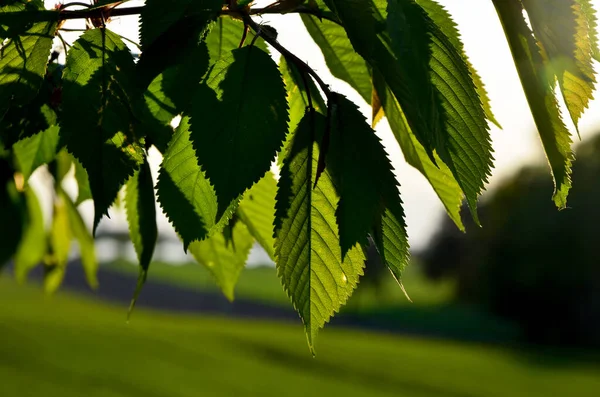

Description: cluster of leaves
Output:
[0,0,598,351]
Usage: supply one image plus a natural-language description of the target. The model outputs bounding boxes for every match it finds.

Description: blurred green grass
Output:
[104,259,454,309]
[1,278,599,397]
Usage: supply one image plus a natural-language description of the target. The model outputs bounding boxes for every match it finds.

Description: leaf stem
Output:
[241,14,332,98]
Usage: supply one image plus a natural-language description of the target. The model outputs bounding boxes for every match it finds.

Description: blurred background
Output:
[2,0,600,396]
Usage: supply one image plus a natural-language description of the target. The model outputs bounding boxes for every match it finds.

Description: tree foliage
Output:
[0,0,599,351]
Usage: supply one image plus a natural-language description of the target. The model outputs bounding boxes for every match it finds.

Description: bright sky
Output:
[41,0,600,259]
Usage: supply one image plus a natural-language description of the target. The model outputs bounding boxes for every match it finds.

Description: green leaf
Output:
[415,0,500,129]
[126,157,157,271]
[326,94,410,283]
[205,17,269,63]
[157,117,235,250]
[301,14,371,103]
[14,187,46,282]
[188,217,254,301]
[46,195,71,294]
[0,158,26,268]
[576,0,600,62]
[275,111,365,350]
[139,0,221,51]
[73,156,92,206]
[238,171,277,261]
[493,0,573,208]
[521,0,597,131]
[189,46,288,217]
[61,28,145,231]
[61,189,98,290]
[0,4,57,117]
[373,71,464,230]
[13,122,60,181]
[125,156,157,314]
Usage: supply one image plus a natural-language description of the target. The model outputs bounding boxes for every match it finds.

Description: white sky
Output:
[41,0,600,257]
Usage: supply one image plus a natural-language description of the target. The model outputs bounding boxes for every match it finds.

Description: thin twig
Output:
[240,14,331,97]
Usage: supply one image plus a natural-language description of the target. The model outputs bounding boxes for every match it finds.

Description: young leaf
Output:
[188,217,254,301]
[13,123,60,181]
[301,14,371,103]
[275,111,365,350]
[0,4,57,117]
[61,29,145,231]
[238,171,278,261]
[416,0,501,128]
[521,0,597,130]
[189,46,289,217]
[157,117,235,250]
[125,157,158,313]
[45,196,71,294]
[373,71,465,231]
[493,0,574,208]
[14,187,46,282]
[326,94,410,282]
[61,189,98,289]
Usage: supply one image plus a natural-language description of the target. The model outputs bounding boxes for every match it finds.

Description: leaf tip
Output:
[127,268,148,322]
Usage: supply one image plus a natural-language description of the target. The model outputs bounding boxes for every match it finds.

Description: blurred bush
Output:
[422,134,600,348]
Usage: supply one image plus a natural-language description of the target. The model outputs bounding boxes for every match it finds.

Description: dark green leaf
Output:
[493,0,573,208]
[326,94,410,282]
[190,46,288,217]
[275,111,365,351]
[0,158,26,268]
[205,17,268,63]
[61,28,145,231]
[238,171,277,261]
[157,117,235,250]
[188,217,254,301]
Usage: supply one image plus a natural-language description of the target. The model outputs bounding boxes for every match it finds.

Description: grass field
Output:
[104,258,454,309]
[1,278,599,397]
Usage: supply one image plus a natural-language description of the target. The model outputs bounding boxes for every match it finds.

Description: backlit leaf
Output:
[14,188,44,281]
[238,171,278,261]
[188,217,254,301]
[13,123,59,181]
[61,29,145,231]
[189,46,288,217]
[275,111,365,350]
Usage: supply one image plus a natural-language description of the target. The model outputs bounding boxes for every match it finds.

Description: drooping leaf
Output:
[326,94,410,283]
[275,111,365,350]
[45,195,71,294]
[301,14,371,103]
[14,186,46,282]
[13,122,60,181]
[576,0,600,62]
[156,117,235,250]
[371,86,384,128]
[521,0,597,131]
[373,71,465,230]
[61,28,145,231]
[0,3,57,117]
[189,46,289,217]
[125,156,158,314]
[238,171,277,261]
[493,0,573,208]
[416,0,501,128]
[327,0,493,220]
[188,217,254,301]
